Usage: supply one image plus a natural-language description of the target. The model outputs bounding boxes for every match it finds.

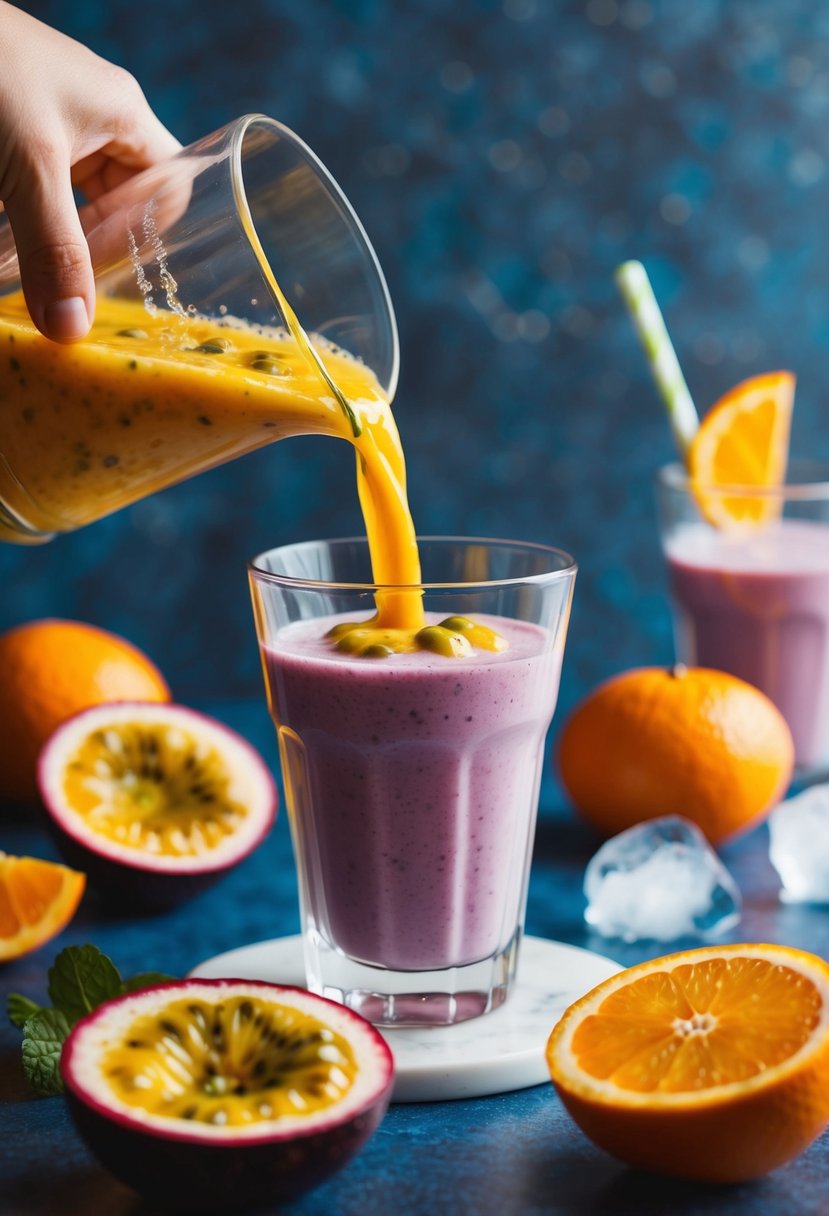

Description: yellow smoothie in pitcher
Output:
[0,293,410,550]
[0,292,503,654]
[0,288,508,655]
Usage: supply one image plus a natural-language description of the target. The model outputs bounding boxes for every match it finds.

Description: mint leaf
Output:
[21,1009,71,1096]
[7,993,44,1029]
[48,945,122,1025]
[121,972,175,994]
[12,944,178,1098]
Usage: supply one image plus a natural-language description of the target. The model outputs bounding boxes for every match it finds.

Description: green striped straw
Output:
[614,260,699,461]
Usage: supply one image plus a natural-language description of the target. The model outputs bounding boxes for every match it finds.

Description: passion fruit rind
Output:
[61,978,394,1211]
[38,703,277,912]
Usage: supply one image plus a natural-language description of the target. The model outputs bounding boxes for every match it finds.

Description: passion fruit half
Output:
[38,703,276,911]
[61,978,394,1210]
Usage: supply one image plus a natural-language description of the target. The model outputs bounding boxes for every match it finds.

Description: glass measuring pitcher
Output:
[0,114,398,543]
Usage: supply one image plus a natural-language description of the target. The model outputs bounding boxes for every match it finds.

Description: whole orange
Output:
[0,619,170,804]
[557,664,794,844]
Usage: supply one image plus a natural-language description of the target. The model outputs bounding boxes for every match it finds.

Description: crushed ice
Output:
[584,814,742,943]
[769,782,829,903]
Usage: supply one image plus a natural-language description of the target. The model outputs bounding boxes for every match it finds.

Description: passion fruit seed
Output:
[328,628,374,656]
[102,996,357,1126]
[362,644,394,659]
[250,356,285,376]
[63,722,247,857]
[116,328,149,340]
[415,625,474,658]
[439,616,509,653]
[439,616,475,633]
[194,340,233,355]
[325,622,394,658]
[325,620,358,642]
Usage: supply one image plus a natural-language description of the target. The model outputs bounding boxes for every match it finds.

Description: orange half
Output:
[688,371,795,528]
[0,852,85,961]
[546,943,829,1182]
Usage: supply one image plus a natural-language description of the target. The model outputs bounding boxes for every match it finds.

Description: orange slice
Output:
[0,852,85,961]
[688,371,795,528]
[546,944,829,1182]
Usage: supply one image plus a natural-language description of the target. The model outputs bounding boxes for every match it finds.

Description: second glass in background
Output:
[657,462,829,773]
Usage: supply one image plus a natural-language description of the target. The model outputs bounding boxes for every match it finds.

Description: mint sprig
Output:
[8,944,174,1096]
[21,1009,71,1097]
[7,993,44,1029]
[47,944,122,1023]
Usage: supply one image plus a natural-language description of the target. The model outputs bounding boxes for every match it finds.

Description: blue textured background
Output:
[7,0,829,722]
[5,6,829,1214]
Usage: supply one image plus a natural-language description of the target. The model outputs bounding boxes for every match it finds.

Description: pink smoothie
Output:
[665,519,829,769]
[262,615,561,971]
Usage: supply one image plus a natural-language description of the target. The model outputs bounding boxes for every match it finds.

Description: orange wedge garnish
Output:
[546,943,829,1182]
[0,852,85,961]
[688,371,795,528]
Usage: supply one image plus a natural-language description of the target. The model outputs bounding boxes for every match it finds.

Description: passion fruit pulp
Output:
[38,703,277,910]
[61,979,394,1210]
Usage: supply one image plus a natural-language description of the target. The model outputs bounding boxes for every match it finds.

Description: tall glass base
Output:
[305,928,521,1028]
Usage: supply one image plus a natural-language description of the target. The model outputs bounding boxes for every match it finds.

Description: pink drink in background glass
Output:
[263,615,560,972]
[658,464,829,773]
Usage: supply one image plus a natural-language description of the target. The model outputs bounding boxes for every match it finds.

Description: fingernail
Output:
[43,297,90,341]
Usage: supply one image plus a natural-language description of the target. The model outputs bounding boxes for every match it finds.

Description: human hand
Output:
[0,2,180,341]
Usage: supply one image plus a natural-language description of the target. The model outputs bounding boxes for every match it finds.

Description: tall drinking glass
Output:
[657,461,829,773]
[249,537,576,1027]
[0,114,397,542]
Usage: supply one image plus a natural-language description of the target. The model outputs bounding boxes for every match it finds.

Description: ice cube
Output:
[584,815,742,943]
[769,783,829,902]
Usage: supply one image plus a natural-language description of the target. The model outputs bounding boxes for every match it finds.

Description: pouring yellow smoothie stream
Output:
[0,290,503,657]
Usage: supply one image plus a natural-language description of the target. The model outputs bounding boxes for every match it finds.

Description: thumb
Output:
[4,151,94,342]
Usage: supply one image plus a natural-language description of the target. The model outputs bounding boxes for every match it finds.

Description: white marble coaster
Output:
[191,936,621,1103]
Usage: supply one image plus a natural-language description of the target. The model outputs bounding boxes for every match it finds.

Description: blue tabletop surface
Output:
[2,700,829,1216]
[4,0,829,1212]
